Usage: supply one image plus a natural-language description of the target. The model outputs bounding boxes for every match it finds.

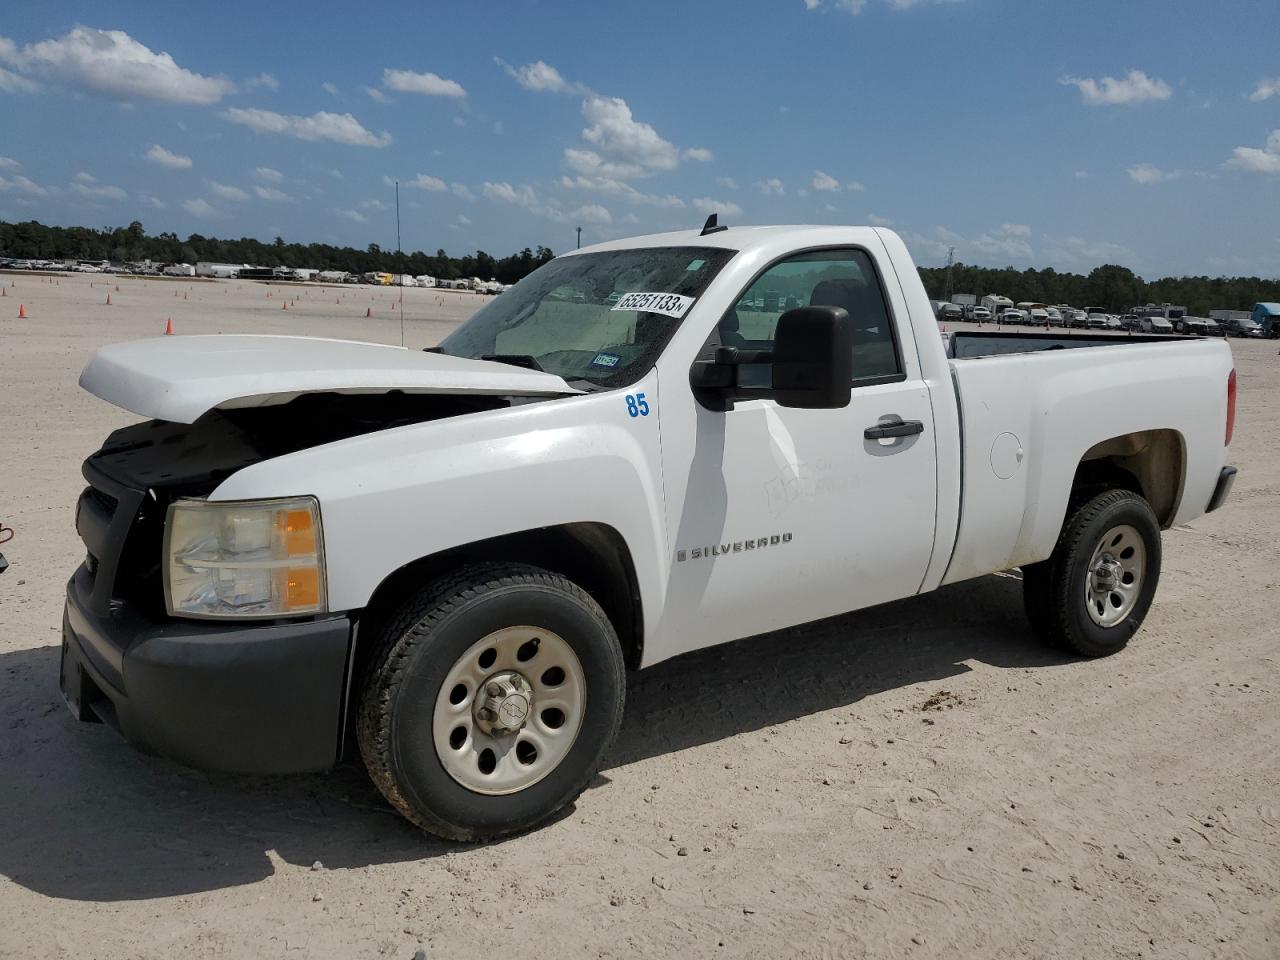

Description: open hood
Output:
[80,335,581,424]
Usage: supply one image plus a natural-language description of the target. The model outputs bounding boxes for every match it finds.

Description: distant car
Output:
[1026,308,1050,326]
[1223,319,1266,338]
[1178,317,1214,336]
[1116,314,1142,331]
[937,303,964,322]
[1087,313,1111,329]
[997,309,1026,325]
[969,306,992,323]
[1140,317,1175,334]
[1045,307,1064,327]
[1104,315,1122,330]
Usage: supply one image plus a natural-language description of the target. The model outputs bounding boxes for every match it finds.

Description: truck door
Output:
[657,246,938,654]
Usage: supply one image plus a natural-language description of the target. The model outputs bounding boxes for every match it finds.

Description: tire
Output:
[357,563,626,841]
[1021,489,1162,657]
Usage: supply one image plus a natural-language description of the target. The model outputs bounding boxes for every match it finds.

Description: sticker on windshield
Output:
[591,352,621,369]
[611,292,695,319]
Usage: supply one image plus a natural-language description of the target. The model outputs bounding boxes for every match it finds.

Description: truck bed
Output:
[943,330,1184,359]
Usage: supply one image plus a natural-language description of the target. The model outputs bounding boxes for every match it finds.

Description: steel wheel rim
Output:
[432,625,586,796]
[1084,524,1146,628]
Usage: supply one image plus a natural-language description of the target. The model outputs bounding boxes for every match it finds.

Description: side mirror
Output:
[770,305,853,409]
[689,305,852,410]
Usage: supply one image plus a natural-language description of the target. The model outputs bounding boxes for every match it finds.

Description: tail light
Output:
[1226,369,1237,446]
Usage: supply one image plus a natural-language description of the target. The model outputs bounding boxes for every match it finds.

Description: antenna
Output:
[395,179,404,347]
[700,213,728,236]
[944,245,956,302]
[576,226,581,249]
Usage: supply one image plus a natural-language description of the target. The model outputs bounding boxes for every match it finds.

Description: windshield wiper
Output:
[480,354,544,371]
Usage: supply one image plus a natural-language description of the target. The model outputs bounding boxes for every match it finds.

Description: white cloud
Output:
[812,170,841,192]
[364,85,390,103]
[716,176,739,190]
[483,181,538,207]
[692,197,744,217]
[0,174,49,196]
[867,213,893,226]
[329,168,343,178]
[754,177,785,195]
[1127,163,1175,184]
[139,194,165,209]
[407,173,446,191]
[244,72,278,91]
[497,58,586,95]
[823,203,839,212]
[360,199,386,210]
[254,166,283,182]
[382,68,466,97]
[1227,129,1280,175]
[846,180,866,192]
[0,66,38,93]
[253,185,291,201]
[207,181,248,201]
[451,182,475,201]
[559,174,685,208]
[1,26,233,104]
[145,143,192,169]
[579,95,679,175]
[70,177,126,200]
[1247,78,1280,102]
[1060,70,1172,106]
[222,108,391,147]
[183,198,217,218]
[321,81,339,96]
[1074,170,1089,179]
[333,208,367,223]
[457,214,471,226]
[0,157,19,171]
[683,147,714,162]
[564,148,648,181]
[998,223,1031,237]
[571,203,612,224]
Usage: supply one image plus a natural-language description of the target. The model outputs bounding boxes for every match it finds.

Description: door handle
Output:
[864,417,925,440]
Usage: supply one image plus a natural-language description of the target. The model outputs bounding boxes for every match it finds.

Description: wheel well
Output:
[1073,429,1185,527]
[352,523,644,685]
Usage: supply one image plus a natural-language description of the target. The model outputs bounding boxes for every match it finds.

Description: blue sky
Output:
[1,0,1278,277]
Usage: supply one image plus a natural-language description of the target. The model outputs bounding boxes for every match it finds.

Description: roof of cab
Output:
[567,224,888,257]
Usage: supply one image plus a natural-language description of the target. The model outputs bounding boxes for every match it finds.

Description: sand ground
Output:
[0,272,1276,959]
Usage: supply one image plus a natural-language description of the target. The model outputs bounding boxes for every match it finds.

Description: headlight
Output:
[164,497,326,619]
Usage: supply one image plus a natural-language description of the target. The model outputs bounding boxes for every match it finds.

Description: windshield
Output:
[437,246,736,387]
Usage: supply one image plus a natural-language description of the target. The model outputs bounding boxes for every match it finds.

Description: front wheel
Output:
[1022,489,1162,657]
[357,563,626,841]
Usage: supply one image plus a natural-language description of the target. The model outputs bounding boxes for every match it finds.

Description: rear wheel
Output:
[357,563,625,841]
[1022,489,1162,657]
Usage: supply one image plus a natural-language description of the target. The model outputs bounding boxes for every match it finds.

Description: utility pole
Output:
[576,227,582,250]
[944,246,956,302]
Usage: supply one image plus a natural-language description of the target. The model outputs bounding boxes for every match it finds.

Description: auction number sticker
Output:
[611,292,695,319]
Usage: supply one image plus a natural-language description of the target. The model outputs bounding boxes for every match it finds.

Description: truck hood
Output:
[79,335,582,423]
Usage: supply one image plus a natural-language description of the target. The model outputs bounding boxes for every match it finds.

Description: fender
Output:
[210,374,671,635]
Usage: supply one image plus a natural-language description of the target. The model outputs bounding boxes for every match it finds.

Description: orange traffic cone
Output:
[105,293,112,305]
[164,317,173,335]
[18,303,27,318]
[282,301,288,310]
[183,292,188,300]
[1,287,5,297]
[365,307,372,317]
[115,285,120,292]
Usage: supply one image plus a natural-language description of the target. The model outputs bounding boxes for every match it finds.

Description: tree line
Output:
[0,219,556,285]
[918,262,1280,316]
[2,219,1277,313]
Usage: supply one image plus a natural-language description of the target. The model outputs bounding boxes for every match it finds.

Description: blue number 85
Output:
[625,393,650,417]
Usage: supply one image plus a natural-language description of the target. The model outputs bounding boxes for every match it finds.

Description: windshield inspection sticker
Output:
[611,292,695,319]
[591,352,622,369]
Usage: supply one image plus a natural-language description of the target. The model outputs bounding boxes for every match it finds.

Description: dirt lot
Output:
[0,273,1276,959]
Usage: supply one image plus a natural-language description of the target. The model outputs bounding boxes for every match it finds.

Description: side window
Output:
[719,248,902,384]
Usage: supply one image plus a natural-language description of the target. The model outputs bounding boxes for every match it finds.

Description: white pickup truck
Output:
[62,222,1238,840]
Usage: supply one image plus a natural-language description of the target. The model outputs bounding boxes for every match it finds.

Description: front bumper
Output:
[1206,465,1237,514]
[61,564,353,774]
